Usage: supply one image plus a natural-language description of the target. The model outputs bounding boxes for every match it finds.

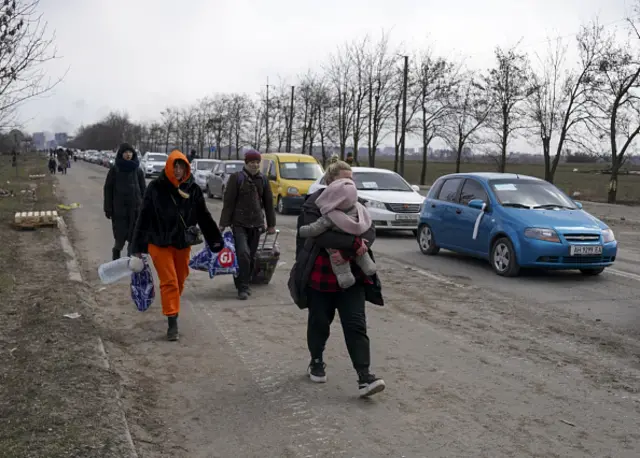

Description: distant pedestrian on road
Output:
[48,157,57,174]
[288,155,386,398]
[103,143,146,260]
[219,149,277,300]
[131,149,223,341]
[56,148,69,174]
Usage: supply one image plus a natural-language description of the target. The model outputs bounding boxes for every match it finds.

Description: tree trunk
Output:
[455,141,463,173]
[420,135,432,186]
[607,163,619,203]
[542,137,552,182]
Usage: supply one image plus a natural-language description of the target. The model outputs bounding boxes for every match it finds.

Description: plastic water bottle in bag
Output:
[98,257,136,284]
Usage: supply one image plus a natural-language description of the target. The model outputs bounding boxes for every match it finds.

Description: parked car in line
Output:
[308,167,424,233]
[140,152,169,178]
[260,153,324,214]
[206,160,244,198]
[417,172,618,277]
[191,159,220,190]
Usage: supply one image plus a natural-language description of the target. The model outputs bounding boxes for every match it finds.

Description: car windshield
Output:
[195,160,217,171]
[147,154,167,162]
[224,162,243,173]
[490,179,577,209]
[352,171,413,192]
[279,162,323,180]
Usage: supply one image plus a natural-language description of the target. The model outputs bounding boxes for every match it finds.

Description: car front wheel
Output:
[491,237,520,277]
[418,224,439,255]
[580,267,605,276]
[277,197,286,214]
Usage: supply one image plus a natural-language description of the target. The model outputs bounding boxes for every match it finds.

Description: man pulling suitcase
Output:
[219,149,277,300]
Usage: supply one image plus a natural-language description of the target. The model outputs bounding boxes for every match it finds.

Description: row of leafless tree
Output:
[70,16,640,204]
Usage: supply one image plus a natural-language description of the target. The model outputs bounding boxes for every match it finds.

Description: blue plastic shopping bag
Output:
[130,257,155,312]
[209,231,239,278]
[189,231,239,279]
[189,243,213,272]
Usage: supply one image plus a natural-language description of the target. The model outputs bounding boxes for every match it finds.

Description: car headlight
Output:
[287,187,299,195]
[364,200,386,210]
[602,228,615,243]
[524,227,561,243]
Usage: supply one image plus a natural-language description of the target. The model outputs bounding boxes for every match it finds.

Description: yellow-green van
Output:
[260,153,324,214]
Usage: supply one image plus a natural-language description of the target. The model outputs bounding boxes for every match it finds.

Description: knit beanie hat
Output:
[244,149,261,163]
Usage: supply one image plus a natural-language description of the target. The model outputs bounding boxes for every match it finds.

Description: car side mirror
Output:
[468,199,487,211]
[411,184,420,192]
[573,200,583,209]
[269,174,277,181]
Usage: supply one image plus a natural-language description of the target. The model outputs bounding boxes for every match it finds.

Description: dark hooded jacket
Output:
[288,189,383,309]
[103,143,146,245]
[130,150,223,254]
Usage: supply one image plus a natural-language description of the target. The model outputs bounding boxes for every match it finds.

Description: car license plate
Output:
[570,245,603,256]
[395,214,419,221]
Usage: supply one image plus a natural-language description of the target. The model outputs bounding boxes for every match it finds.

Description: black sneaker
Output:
[307,358,327,383]
[358,373,385,398]
[167,316,179,341]
[237,290,249,300]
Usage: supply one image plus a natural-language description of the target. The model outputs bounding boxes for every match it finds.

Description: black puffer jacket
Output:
[130,150,223,254]
[103,144,146,243]
[288,189,383,309]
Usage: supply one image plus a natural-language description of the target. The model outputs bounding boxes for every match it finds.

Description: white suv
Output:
[141,152,168,178]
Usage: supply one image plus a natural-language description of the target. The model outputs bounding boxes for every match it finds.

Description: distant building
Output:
[54,132,68,147]
[32,132,45,150]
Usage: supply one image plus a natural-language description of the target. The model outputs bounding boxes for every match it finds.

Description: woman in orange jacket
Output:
[131,150,223,341]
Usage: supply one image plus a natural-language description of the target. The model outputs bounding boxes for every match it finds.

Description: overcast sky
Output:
[18,0,632,149]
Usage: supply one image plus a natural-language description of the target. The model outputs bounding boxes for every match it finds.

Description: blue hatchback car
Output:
[417,173,618,277]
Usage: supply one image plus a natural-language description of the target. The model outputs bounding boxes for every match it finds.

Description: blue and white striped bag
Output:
[130,257,155,312]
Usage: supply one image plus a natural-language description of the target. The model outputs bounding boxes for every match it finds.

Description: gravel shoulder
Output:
[0,155,132,458]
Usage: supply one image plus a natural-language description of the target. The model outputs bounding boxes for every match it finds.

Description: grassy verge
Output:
[368,159,640,204]
[0,154,131,457]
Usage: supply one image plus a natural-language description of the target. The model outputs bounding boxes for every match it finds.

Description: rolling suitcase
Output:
[251,230,280,285]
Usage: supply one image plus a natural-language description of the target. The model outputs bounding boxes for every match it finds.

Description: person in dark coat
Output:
[288,155,385,398]
[219,149,277,300]
[103,143,146,260]
[130,149,223,341]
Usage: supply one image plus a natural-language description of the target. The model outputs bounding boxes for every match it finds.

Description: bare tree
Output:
[483,46,533,173]
[392,58,421,174]
[444,75,492,172]
[589,22,640,203]
[0,1,61,128]
[326,45,355,158]
[365,32,396,166]
[413,50,461,184]
[348,37,370,164]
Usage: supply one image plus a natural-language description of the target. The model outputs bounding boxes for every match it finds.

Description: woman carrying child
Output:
[289,155,386,398]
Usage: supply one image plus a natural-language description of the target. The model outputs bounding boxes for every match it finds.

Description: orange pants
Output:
[148,244,191,317]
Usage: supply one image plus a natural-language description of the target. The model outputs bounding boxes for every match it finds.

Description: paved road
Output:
[57,162,640,457]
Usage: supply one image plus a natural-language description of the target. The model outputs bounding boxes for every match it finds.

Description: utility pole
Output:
[265,78,270,153]
[400,55,409,177]
[287,85,295,152]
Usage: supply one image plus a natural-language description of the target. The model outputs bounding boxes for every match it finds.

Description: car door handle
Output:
[431,204,436,208]
[455,209,462,214]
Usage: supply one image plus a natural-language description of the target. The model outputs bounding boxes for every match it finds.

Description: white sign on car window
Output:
[494,183,517,191]
[362,181,379,189]
[284,163,296,168]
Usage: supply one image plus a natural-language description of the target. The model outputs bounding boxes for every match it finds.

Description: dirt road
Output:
[58,162,640,457]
